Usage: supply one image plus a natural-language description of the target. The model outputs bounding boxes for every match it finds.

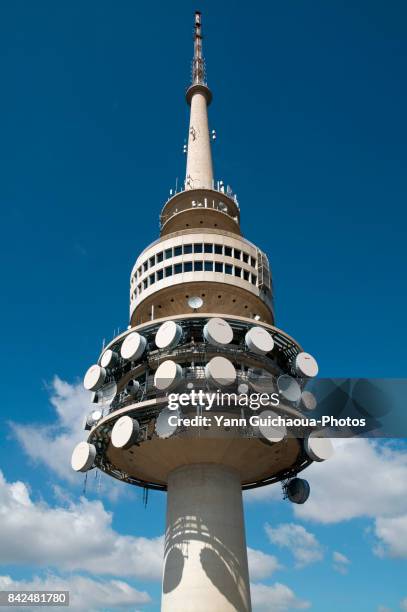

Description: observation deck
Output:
[160,185,240,236]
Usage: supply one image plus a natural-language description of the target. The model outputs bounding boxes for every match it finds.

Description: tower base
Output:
[162,463,252,612]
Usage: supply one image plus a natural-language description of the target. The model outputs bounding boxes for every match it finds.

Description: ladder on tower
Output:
[257,249,272,292]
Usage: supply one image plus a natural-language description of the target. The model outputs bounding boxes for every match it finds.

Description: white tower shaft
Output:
[162,464,252,612]
[185,90,214,190]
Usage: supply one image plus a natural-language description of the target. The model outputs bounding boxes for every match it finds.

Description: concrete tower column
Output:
[162,464,252,612]
[185,89,214,190]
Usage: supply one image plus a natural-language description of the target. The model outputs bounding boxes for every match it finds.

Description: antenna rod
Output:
[192,10,205,85]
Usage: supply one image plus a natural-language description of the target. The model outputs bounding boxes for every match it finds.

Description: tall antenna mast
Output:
[192,11,205,85]
[185,11,213,190]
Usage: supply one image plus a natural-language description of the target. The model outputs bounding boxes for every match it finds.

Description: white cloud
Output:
[332,551,349,564]
[400,598,407,612]
[295,439,407,559]
[293,439,407,524]
[0,574,150,612]
[374,514,407,558]
[246,440,407,524]
[248,439,407,559]
[251,582,310,611]
[10,377,92,484]
[377,606,392,612]
[0,470,163,580]
[10,377,131,501]
[265,523,323,567]
[332,551,350,574]
[247,547,281,580]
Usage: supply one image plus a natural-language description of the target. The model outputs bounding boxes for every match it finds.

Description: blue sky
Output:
[1,1,406,610]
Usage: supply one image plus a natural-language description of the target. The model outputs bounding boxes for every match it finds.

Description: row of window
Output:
[134,243,256,280]
[132,261,258,298]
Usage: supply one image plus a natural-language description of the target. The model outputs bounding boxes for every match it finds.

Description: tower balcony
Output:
[160,187,240,236]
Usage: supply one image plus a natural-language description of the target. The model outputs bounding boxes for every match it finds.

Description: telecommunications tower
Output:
[72,11,333,612]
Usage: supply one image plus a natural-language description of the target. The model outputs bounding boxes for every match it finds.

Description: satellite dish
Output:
[188,296,203,310]
[286,478,310,504]
[82,416,91,431]
[249,370,276,394]
[97,381,117,405]
[238,383,249,394]
[86,409,102,428]
[304,433,334,462]
[301,390,317,411]
[120,332,147,361]
[155,320,183,349]
[295,352,319,378]
[126,379,140,396]
[256,410,286,443]
[277,375,302,403]
[100,349,119,369]
[155,408,179,439]
[154,360,183,391]
[83,364,106,391]
[203,318,233,346]
[71,441,96,472]
[111,416,140,449]
[245,327,274,355]
[205,356,236,387]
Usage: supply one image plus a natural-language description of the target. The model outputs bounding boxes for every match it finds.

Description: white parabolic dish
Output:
[257,410,286,443]
[305,433,334,462]
[100,349,118,369]
[97,381,117,405]
[155,408,178,439]
[111,416,140,449]
[120,332,147,361]
[295,352,319,378]
[71,441,96,472]
[86,409,102,427]
[154,360,183,391]
[188,296,203,310]
[301,390,317,411]
[83,364,106,391]
[126,379,140,396]
[245,326,274,355]
[203,317,233,346]
[205,356,236,387]
[277,375,302,403]
[238,382,249,394]
[155,320,183,349]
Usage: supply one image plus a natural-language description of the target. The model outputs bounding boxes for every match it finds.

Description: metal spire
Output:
[192,11,206,85]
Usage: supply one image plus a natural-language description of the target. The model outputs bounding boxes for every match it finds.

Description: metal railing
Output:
[160,191,240,230]
[165,180,239,206]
